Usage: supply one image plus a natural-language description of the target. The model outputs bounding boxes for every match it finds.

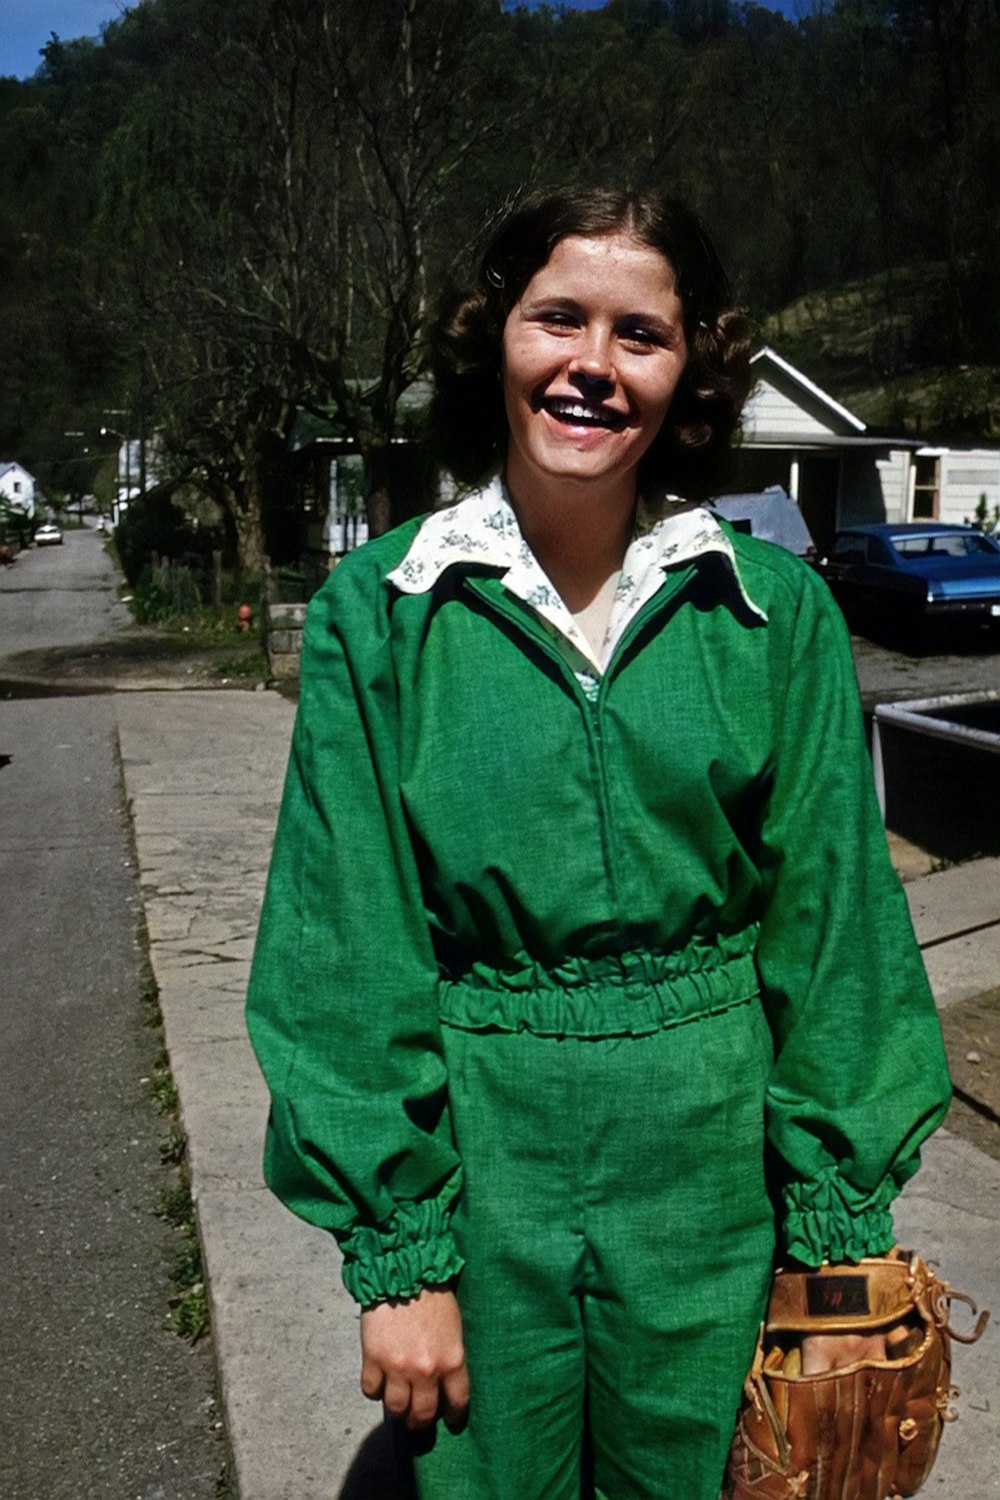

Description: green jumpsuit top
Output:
[246,479,951,1309]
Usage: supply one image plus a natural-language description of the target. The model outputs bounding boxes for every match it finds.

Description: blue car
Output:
[820,522,1000,641]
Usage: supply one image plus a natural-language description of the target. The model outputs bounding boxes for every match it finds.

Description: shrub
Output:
[116,488,224,587]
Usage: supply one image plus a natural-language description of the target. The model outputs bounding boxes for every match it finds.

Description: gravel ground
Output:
[850,628,1000,712]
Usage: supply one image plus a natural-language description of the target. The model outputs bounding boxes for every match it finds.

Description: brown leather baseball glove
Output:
[722,1248,989,1500]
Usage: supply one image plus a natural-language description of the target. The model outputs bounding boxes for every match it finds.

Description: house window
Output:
[912,455,939,519]
[12,481,21,493]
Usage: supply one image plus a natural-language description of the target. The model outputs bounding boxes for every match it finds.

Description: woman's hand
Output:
[800,1332,886,1374]
[360,1287,469,1431]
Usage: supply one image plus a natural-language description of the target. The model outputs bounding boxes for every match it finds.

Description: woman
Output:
[246,189,951,1499]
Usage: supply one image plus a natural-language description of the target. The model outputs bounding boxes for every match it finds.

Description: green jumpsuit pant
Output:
[413,976,775,1499]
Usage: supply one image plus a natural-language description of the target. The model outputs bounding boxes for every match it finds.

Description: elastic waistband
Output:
[438,924,761,1038]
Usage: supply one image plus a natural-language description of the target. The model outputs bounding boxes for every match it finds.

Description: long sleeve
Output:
[246,556,464,1306]
[754,567,951,1265]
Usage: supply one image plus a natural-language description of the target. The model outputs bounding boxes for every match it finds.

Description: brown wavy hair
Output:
[431,187,751,498]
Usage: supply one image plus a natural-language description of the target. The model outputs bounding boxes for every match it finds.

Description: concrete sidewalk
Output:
[115,690,999,1500]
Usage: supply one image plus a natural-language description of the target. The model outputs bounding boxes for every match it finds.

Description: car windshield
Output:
[889,532,999,559]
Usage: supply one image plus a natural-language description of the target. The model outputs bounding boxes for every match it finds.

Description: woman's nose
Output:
[570,367,614,402]
[566,327,614,384]
[569,331,615,396]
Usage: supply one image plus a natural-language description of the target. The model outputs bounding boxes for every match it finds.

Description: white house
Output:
[909,446,1000,529]
[0,461,37,521]
[735,348,1000,549]
[109,434,167,526]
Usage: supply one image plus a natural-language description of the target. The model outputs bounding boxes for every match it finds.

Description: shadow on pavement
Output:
[338,1422,418,1500]
[0,629,266,692]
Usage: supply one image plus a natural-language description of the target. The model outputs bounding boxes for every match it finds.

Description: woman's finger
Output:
[359,1356,385,1402]
[381,1372,412,1419]
[801,1332,887,1374]
[441,1362,471,1432]
[405,1376,443,1430]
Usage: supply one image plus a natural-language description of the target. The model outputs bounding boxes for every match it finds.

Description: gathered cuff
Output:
[338,1197,465,1307]
[781,1167,897,1266]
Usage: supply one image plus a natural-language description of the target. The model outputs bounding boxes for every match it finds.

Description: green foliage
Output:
[150,1066,179,1117]
[126,556,269,631]
[155,1181,191,1229]
[159,1129,188,1166]
[974,494,1000,534]
[115,489,222,589]
[172,1281,209,1344]
[130,563,201,624]
[213,651,270,683]
[138,945,212,1347]
[764,262,1000,440]
[139,967,159,1005]
[172,1232,202,1289]
[2,0,1000,541]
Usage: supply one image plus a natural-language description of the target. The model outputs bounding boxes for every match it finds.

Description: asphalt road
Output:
[0,525,134,659]
[0,528,265,693]
[0,533,225,1497]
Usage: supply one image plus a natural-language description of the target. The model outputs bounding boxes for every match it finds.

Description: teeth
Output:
[547,399,620,427]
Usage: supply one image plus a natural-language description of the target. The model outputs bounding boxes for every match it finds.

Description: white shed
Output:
[733,348,919,552]
[732,348,1000,549]
[0,461,37,521]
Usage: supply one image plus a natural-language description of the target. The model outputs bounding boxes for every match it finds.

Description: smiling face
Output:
[501,231,688,507]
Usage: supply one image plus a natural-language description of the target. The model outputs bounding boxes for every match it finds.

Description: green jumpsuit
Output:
[246,484,951,1500]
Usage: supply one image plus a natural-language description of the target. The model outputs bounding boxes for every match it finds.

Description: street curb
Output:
[1,673,272,697]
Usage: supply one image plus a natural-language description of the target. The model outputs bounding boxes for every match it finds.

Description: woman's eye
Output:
[619,323,661,348]
[538,310,578,329]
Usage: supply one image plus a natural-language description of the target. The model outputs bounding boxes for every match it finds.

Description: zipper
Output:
[598,563,697,702]
[463,566,699,914]
[463,576,590,703]
[463,575,620,900]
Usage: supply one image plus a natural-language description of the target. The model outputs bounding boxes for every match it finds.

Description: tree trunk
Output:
[230,487,269,575]
[361,437,433,538]
[364,489,390,538]
[362,441,393,538]
[228,398,293,573]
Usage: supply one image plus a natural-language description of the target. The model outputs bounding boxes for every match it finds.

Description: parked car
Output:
[820,522,1000,642]
[34,522,63,546]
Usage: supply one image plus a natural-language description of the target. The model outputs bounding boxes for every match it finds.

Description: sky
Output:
[0,0,125,79]
[0,0,802,82]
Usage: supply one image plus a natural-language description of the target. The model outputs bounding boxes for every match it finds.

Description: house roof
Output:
[0,460,35,481]
[289,380,434,454]
[741,346,882,451]
[749,347,868,433]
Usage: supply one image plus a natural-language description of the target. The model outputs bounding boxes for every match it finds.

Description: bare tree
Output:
[100,0,507,564]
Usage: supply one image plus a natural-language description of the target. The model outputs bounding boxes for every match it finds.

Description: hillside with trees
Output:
[1,0,997,569]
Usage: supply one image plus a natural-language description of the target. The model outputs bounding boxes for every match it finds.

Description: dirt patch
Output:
[851,632,1000,715]
[940,988,1000,1120]
[937,987,1000,1161]
[0,628,268,694]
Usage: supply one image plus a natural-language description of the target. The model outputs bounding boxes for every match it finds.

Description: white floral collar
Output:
[387,475,767,675]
